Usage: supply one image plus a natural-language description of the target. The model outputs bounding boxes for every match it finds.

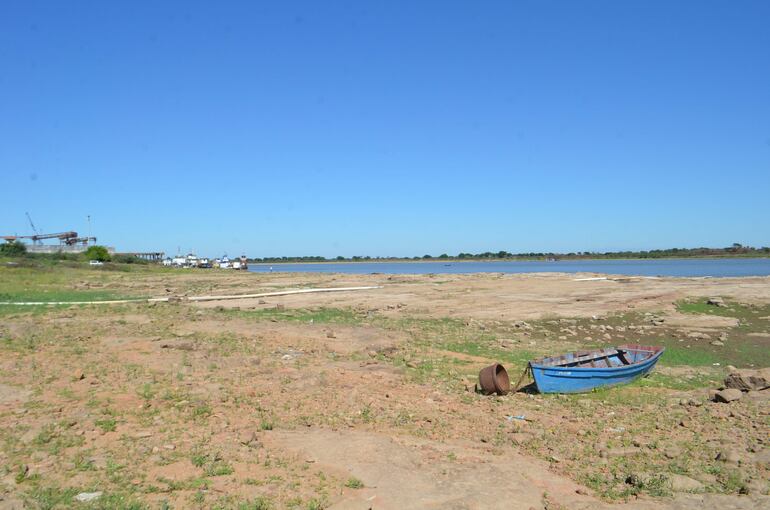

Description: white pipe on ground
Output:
[0,286,383,306]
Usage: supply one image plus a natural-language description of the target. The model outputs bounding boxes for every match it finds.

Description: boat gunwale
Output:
[529,344,665,371]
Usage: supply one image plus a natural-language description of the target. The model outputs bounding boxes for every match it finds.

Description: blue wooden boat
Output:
[529,344,664,393]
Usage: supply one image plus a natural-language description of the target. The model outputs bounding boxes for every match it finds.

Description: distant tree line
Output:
[247,244,769,263]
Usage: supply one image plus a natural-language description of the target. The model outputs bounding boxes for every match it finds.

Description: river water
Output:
[247,258,770,277]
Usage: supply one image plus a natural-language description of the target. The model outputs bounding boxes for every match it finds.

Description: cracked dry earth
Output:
[0,269,768,509]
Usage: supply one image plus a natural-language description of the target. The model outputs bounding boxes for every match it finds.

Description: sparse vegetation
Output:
[0,264,767,507]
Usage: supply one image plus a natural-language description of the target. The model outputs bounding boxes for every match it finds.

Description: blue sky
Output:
[1,1,769,257]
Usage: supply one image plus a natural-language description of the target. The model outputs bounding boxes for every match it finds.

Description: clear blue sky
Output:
[2,1,769,258]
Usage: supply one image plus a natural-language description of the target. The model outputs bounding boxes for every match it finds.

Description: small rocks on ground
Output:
[74,492,102,503]
[707,297,727,307]
[716,449,742,464]
[669,474,704,493]
[714,388,742,403]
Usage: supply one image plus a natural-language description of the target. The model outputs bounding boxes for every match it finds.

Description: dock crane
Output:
[2,214,96,246]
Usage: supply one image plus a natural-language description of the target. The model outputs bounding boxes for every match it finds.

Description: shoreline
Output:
[248,256,770,266]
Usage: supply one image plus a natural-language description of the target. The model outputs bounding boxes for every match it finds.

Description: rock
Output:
[326,330,336,338]
[753,448,770,467]
[238,430,258,446]
[724,368,770,392]
[687,331,710,340]
[160,341,195,351]
[716,449,741,463]
[707,297,727,307]
[741,479,767,495]
[605,447,639,458]
[710,340,724,346]
[714,388,743,404]
[664,446,682,459]
[708,389,719,401]
[670,474,704,492]
[74,492,103,503]
[715,388,743,403]
[258,299,267,304]
[72,369,85,381]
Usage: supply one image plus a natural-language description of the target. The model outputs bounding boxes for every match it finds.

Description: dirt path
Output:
[269,429,768,510]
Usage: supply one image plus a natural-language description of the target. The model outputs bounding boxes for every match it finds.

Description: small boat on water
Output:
[529,344,664,393]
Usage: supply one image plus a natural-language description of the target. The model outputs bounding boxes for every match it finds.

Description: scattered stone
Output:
[131,431,153,439]
[714,388,742,403]
[74,492,102,503]
[724,368,770,392]
[72,369,85,381]
[716,449,741,464]
[708,389,719,401]
[711,340,724,346]
[162,444,175,450]
[753,448,770,467]
[669,474,704,493]
[605,447,639,458]
[258,299,267,305]
[687,331,710,340]
[238,430,258,446]
[326,330,336,339]
[160,341,195,351]
[664,446,682,459]
[707,297,727,307]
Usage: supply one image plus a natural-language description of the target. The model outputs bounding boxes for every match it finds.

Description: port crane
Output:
[2,213,97,246]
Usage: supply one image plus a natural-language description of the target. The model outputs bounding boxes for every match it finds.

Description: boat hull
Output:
[530,345,664,394]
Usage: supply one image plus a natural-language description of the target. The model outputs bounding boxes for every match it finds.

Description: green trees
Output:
[0,241,27,257]
[83,245,111,262]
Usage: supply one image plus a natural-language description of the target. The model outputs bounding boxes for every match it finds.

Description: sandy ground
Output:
[0,269,768,509]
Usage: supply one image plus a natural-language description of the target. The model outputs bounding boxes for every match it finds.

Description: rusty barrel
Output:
[478,363,511,395]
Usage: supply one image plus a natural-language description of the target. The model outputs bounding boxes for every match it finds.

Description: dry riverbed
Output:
[0,263,768,509]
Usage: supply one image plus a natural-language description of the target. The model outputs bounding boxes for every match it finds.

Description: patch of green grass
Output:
[659,347,723,367]
[204,460,234,477]
[306,498,327,510]
[24,486,147,510]
[95,418,117,432]
[344,477,364,489]
[225,306,362,325]
[191,453,207,468]
[191,402,212,419]
[238,496,273,510]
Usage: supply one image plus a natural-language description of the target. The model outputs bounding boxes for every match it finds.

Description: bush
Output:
[0,241,27,257]
[112,254,148,264]
[83,245,111,262]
